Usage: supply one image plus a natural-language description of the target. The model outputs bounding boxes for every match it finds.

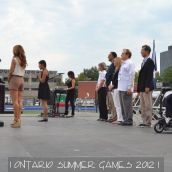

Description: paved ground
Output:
[0,112,172,172]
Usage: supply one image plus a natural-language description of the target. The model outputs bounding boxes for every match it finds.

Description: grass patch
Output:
[23,110,42,115]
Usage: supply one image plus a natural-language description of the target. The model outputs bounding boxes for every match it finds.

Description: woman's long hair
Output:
[68,71,75,79]
[13,45,27,68]
[114,57,122,72]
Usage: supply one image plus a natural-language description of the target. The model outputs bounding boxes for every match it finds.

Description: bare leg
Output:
[42,99,48,119]
[10,90,19,122]
[38,99,48,122]
[18,91,23,121]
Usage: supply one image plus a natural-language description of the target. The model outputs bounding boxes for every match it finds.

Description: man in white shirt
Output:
[118,49,135,126]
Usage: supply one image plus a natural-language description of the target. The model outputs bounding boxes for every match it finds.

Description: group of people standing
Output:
[96,45,155,127]
[38,62,76,122]
[7,44,161,128]
[8,45,76,128]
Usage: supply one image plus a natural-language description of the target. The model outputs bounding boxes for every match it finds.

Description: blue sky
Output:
[0,0,172,77]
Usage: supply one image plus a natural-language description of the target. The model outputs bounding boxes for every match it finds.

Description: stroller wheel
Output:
[154,122,164,133]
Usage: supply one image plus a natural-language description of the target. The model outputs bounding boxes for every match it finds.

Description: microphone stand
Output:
[48,73,64,81]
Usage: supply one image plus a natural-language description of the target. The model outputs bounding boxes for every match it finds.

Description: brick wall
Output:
[78,81,97,99]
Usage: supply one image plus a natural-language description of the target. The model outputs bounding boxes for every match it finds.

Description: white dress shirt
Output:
[97,70,106,87]
[141,56,150,68]
[118,59,135,92]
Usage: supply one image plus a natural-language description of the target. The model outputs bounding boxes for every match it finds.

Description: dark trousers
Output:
[119,91,133,123]
[65,93,75,115]
[166,94,172,118]
[98,87,108,120]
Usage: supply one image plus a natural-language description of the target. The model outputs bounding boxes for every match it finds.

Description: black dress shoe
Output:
[121,122,127,126]
[139,123,151,127]
[126,122,133,126]
[38,119,48,122]
[107,118,117,123]
[64,111,69,116]
[139,123,146,127]
[121,122,133,126]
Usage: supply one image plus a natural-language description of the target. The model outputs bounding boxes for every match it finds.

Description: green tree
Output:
[78,66,99,81]
[155,71,162,82]
[83,67,99,81]
[162,66,172,87]
[55,79,65,86]
[134,71,139,84]
[77,73,88,81]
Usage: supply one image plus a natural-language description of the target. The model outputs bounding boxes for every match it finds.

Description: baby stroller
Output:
[154,87,172,133]
[48,88,67,117]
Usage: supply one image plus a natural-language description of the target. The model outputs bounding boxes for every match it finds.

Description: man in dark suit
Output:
[137,45,155,127]
[106,52,117,122]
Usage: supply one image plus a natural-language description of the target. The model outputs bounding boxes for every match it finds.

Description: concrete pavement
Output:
[0,112,171,172]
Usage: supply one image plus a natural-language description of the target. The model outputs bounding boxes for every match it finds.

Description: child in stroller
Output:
[154,87,172,133]
[164,93,172,123]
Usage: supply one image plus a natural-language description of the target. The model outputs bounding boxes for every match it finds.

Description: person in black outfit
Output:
[65,71,76,117]
[106,52,118,122]
[165,94,172,123]
[38,60,50,122]
[137,45,155,127]
[96,62,108,121]
[112,70,119,90]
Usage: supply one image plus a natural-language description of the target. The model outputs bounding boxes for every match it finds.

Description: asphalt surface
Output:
[0,112,171,172]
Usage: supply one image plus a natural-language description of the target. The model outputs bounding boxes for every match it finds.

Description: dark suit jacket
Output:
[112,70,119,89]
[105,63,115,87]
[137,58,155,93]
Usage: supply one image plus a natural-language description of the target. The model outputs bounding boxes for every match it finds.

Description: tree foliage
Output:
[162,66,172,87]
[134,71,139,83]
[155,71,162,82]
[78,66,99,81]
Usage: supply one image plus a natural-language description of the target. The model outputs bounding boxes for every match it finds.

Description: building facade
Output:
[160,45,172,74]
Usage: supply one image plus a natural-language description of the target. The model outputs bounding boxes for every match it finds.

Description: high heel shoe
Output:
[11,120,21,128]
[10,119,18,126]
[10,120,17,126]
